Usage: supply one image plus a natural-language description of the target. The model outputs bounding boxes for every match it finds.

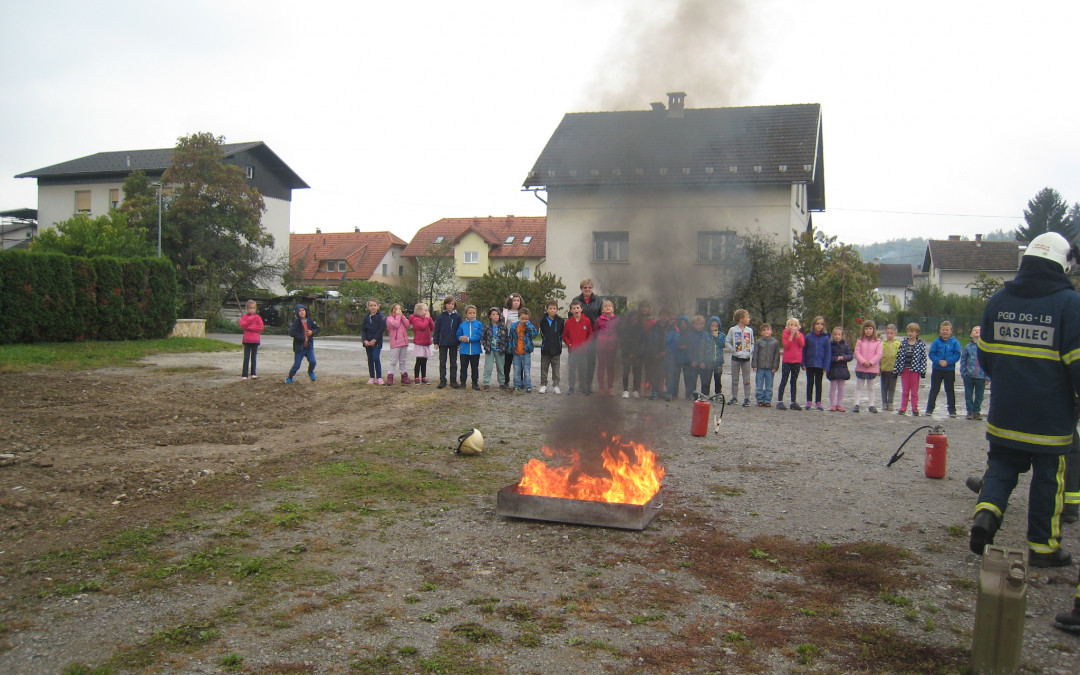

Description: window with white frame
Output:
[698,231,740,263]
[338,261,346,272]
[245,166,254,179]
[697,298,724,318]
[463,250,479,264]
[593,231,629,262]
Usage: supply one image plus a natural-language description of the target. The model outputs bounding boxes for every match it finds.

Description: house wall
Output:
[455,231,491,280]
[373,245,407,286]
[934,269,1016,296]
[877,285,910,311]
[545,183,803,314]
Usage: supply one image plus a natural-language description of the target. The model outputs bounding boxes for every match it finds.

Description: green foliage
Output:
[792,228,879,331]
[728,231,794,326]
[116,169,160,240]
[0,250,176,344]
[966,271,1004,302]
[337,279,417,310]
[1017,187,1069,243]
[414,239,458,309]
[465,260,566,316]
[31,212,154,258]
[161,132,278,318]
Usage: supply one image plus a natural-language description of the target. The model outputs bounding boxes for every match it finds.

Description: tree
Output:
[727,232,794,326]
[31,212,154,258]
[1016,187,1069,243]
[414,240,458,309]
[116,169,160,241]
[161,132,278,318]
[465,260,566,317]
[792,227,878,331]
[966,271,1004,302]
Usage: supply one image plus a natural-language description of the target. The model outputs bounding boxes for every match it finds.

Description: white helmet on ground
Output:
[455,428,484,455]
[1024,232,1071,272]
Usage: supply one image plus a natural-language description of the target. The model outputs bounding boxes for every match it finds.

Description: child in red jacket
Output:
[562,300,593,395]
[239,300,264,379]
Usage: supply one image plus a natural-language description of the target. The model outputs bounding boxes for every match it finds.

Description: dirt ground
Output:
[1,341,1078,674]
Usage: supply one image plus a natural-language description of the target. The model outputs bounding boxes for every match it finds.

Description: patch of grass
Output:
[106,620,221,670]
[0,337,237,373]
[451,622,502,644]
[350,651,406,675]
[795,642,819,665]
[629,613,665,625]
[267,477,302,491]
[62,665,115,675]
[879,589,912,607]
[419,582,438,592]
[945,525,966,537]
[51,580,103,597]
[416,639,495,675]
[314,458,463,505]
[709,484,746,497]
[218,653,243,671]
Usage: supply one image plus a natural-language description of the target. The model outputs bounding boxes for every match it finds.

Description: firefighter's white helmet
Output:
[455,428,484,455]
[1024,232,1071,272]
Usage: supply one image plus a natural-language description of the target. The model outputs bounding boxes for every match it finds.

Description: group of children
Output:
[257,297,988,419]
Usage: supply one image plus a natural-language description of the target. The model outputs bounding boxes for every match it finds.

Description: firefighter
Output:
[969,232,1080,571]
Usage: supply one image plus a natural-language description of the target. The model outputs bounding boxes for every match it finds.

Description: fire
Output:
[516,434,664,505]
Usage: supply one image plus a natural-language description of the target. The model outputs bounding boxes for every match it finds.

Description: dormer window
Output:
[505,236,515,244]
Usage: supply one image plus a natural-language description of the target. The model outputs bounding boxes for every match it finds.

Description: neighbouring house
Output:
[289,229,409,289]
[402,215,547,290]
[876,263,915,311]
[15,142,308,293]
[921,234,1020,296]
[522,92,824,316]
[0,208,37,249]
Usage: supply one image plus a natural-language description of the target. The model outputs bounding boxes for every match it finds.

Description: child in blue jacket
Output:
[457,305,483,390]
[925,320,962,417]
[960,325,989,420]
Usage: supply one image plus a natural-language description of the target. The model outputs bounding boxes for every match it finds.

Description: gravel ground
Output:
[0,337,1078,674]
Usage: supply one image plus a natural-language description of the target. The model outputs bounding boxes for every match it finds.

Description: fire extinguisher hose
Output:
[886,425,933,467]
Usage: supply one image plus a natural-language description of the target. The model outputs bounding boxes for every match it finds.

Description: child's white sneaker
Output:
[553,386,561,395]
[632,391,640,398]
[539,386,547,394]
[622,390,630,399]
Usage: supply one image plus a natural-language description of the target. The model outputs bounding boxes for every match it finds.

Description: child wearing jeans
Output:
[562,300,593,395]
[433,296,462,388]
[361,299,386,385]
[752,323,780,406]
[960,325,989,420]
[894,322,928,415]
[538,300,565,394]
[726,309,755,407]
[510,308,538,392]
[457,305,483,390]
[286,304,320,383]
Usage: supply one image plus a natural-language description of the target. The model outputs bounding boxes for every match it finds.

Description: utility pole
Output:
[151,182,163,257]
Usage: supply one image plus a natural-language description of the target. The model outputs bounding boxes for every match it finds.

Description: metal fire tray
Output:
[496,485,663,530]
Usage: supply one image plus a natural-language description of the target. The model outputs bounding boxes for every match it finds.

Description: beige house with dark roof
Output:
[523,93,825,316]
[921,235,1020,296]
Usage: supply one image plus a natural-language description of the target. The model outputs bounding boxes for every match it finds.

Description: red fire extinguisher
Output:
[691,392,725,436]
[886,425,948,478]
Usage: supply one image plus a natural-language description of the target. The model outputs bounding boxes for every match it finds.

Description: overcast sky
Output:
[3,0,1078,248]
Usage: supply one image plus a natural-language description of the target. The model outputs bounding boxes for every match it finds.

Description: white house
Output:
[522,93,825,316]
[921,235,1020,296]
[16,142,308,293]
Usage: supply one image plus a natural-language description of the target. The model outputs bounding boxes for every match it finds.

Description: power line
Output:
[829,207,1019,219]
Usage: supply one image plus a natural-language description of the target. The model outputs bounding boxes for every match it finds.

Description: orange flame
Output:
[516,434,664,505]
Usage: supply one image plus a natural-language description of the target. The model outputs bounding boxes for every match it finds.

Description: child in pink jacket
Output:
[239,299,264,379]
[852,320,883,413]
[776,318,804,410]
[385,303,412,385]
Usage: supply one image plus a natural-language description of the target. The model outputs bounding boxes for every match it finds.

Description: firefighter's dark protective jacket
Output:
[978,257,1080,453]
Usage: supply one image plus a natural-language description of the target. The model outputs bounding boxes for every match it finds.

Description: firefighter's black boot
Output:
[1053,597,1080,633]
[1029,548,1073,568]
[970,510,999,555]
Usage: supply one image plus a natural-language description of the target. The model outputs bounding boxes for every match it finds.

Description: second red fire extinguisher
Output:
[691,392,726,436]
[886,425,948,478]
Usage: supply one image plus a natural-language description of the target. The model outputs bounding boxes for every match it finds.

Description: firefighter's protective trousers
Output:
[976,443,1067,553]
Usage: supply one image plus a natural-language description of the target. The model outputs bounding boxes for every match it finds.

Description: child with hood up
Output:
[286,304,320,383]
[696,316,726,396]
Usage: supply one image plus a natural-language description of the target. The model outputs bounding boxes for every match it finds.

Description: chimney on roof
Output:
[354,226,360,233]
[975,233,982,247]
[650,102,666,112]
[948,234,961,241]
[315,227,321,234]
[666,92,686,118]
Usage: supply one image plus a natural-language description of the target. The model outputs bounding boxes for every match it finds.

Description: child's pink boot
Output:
[401,372,411,385]
[386,373,394,385]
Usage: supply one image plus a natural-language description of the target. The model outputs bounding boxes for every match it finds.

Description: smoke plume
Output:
[587,0,757,111]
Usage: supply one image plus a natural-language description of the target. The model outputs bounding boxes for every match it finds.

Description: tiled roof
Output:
[923,239,1021,273]
[16,142,309,189]
[523,102,824,208]
[290,231,408,282]
[402,216,546,259]
[877,263,914,287]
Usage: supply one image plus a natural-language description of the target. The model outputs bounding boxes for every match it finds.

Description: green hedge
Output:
[0,249,176,344]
